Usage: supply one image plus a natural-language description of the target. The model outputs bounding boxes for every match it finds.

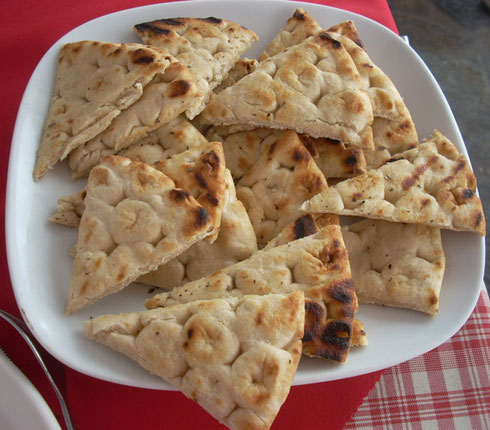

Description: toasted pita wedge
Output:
[52,132,227,238]
[302,131,486,236]
[68,116,205,178]
[326,26,418,169]
[154,141,227,242]
[259,8,322,61]
[326,20,365,48]
[261,212,368,347]
[342,220,445,315]
[236,130,328,247]
[138,170,257,289]
[133,17,258,119]
[214,58,259,93]
[66,155,214,314]
[67,57,200,179]
[34,41,174,180]
[85,292,303,430]
[146,226,358,362]
[201,32,374,149]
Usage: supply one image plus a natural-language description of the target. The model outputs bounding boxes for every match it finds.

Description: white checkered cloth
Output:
[346,287,490,429]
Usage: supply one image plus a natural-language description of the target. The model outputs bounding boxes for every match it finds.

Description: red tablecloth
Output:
[2,1,485,430]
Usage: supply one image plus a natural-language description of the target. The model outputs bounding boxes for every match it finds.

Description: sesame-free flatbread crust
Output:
[34,41,174,180]
[302,130,486,236]
[133,17,258,119]
[236,130,328,247]
[66,155,214,314]
[342,219,446,315]
[67,56,200,179]
[85,292,304,430]
[146,227,358,363]
[138,170,257,289]
[201,31,374,149]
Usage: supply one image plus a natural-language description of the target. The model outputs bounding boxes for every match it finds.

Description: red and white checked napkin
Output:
[346,287,490,430]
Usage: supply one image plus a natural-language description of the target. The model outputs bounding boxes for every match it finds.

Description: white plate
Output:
[0,351,61,430]
[6,0,485,390]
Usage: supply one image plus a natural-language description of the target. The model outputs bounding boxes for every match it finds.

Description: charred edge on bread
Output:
[292,146,311,163]
[344,154,359,167]
[134,23,171,35]
[169,80,192,97]
[302,301,323,342]
[200,17,223,24]
[463,188,474,199]
[202,151,221,171]
[132,49,155,64]
[293,9,306,20]
[322,320,351,348]
[204,192,220,207]
[195,207,211,227]
[156,18,184,26]
[317,32,342,49]
[169,189,191,202]
[474,212,483,227]
[293,215,318,240]
[298,135,319,157]
[194,172,208,189]
[331,279,354,305]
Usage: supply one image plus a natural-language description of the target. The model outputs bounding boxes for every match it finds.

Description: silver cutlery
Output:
[0,309,74,430]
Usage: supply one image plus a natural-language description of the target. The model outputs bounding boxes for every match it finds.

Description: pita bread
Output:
[67,57,200,179]
[261,212,368,347]
[200,32,374,149]
[49,188,87,228]
[326,26,418,169]
[214,58,259,93]
[146,226,358,363]
[34,41,174,180]
[138,170,257,289]
[258,11,418,168]
[154,141,227,242]
[342,219,445,315]
[66,155,214,314]
[85,291,304,430]
[236,130,328,247]
[302,130,486,236]
[134,17,258,118]
[68,116,205,178]
[259,8,322,61]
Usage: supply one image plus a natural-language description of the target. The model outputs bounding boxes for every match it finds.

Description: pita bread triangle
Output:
[302,130,486,236]
[146,225,358,363]
[256,10,418,168]
[342,219,446,315]
[201,31,374,149]
[138,169,257,289]
[66,155,214,314]
[34,41,174,180]
[236,130,328,247]
[84,292,304,430]
[133,17,258,119]
[67,55,201,180]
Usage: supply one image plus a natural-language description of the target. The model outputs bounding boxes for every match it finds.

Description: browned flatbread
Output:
[85,292,304,430]
[342,219,446,315]
[302,130,486,236]
[146,226,358,363]
[134,17,258,118]
[138,169,257,289]
[235,130,328,247]
[34,41,174,180]
[259,8,322,61]
[66,155,214,314]
[67,57,201,180]
[200,32,374,149]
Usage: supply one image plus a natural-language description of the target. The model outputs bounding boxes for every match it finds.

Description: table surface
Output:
[0,1,488,429]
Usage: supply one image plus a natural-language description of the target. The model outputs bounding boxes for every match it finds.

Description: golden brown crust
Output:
[134,17,258,118]
[236,130,328,247]
[84,292,304,430]
[201,32,374,148]
[302,130,486,236]
[145,227,357,362]
[34,41,174,180]
[66,155,214,314]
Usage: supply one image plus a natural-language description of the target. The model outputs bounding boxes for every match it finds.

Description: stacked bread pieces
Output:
[36,8,486,430]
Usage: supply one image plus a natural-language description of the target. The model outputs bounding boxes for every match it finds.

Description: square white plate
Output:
[6,0,485,390]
